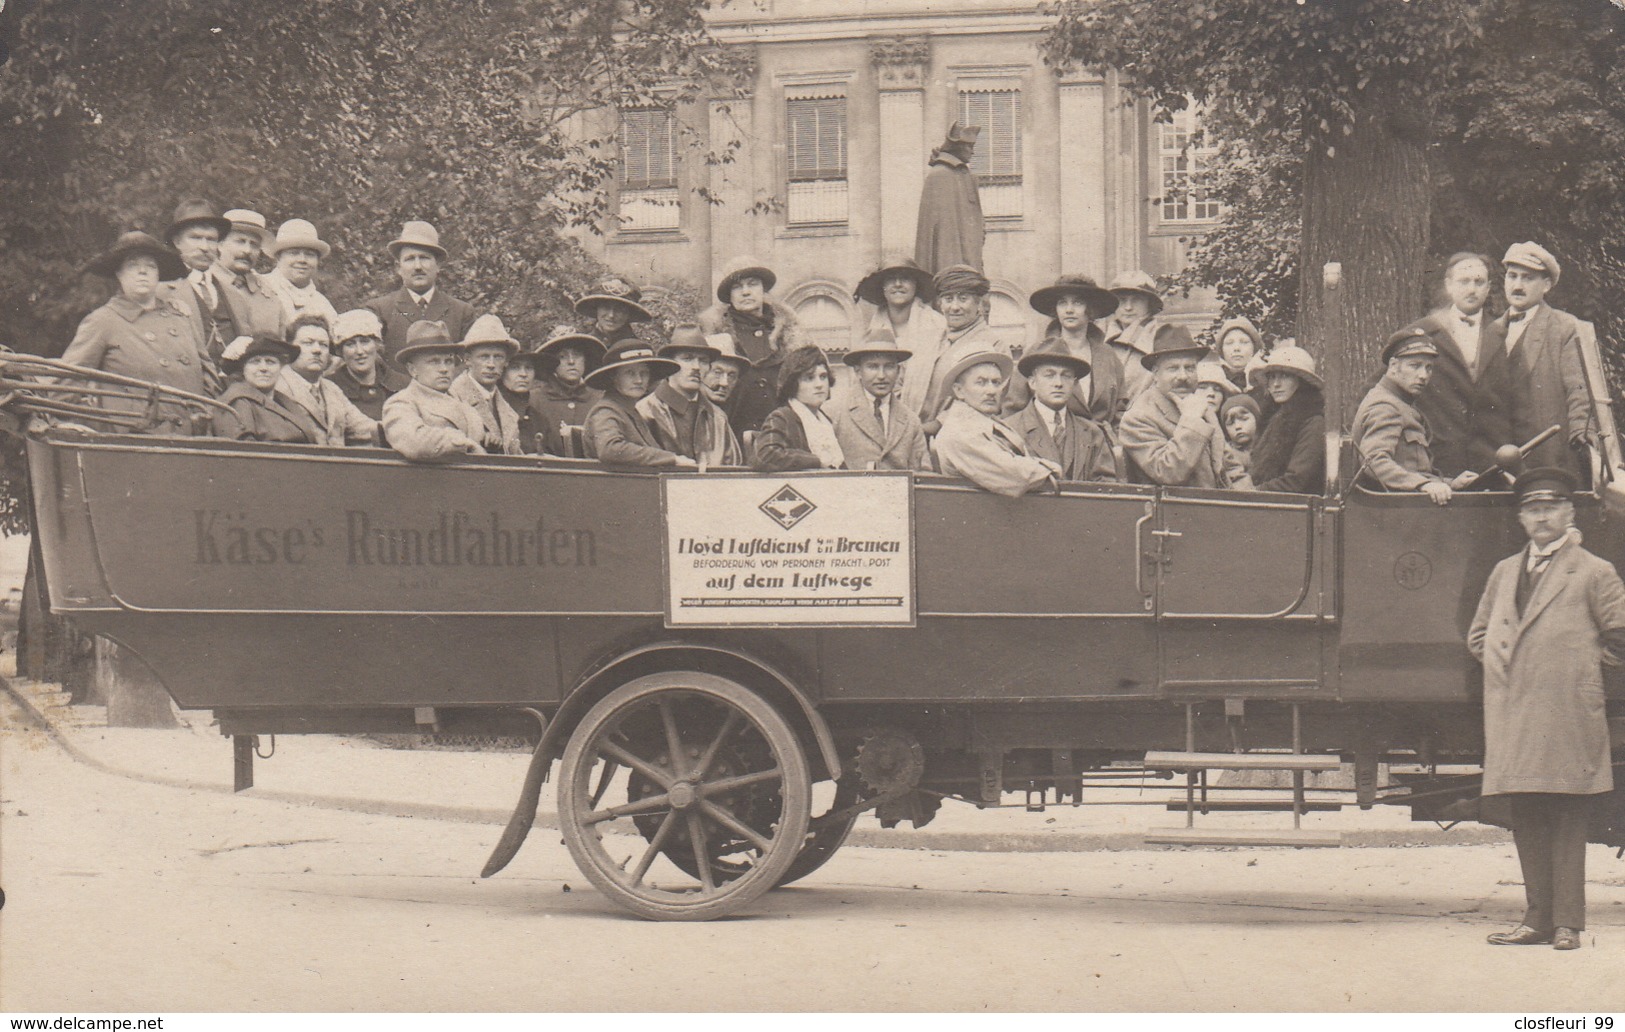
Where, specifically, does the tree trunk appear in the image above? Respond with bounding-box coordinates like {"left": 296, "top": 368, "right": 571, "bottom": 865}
{"left": 1298, "top": 88, "right": 1433, "bottom": 433}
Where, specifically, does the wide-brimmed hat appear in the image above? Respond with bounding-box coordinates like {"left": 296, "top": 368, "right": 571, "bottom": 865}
{"left": 1516, "top": 466, "right": 1579, "bottom": 505}
{"left": 388, "top": 220, "right": 448, "bottom": 260}
{"left": 85, "top": 231, "right": 186, "bottom": 281}
{"left": 332, "top": 309, "right": 384, "bottom": 346}
{"left": 855, "top": 254, "right": 936, "bottom": 307}
{"left": 1196, "top": 360, "right": 1240, "bottom": 396}
{"left": 844, "top": 324, "right": 912, "bottom": 367}
{"left": 1139, "top": 323, "right": 1208, "bottom": 370}
{"left": 269, "top": 218, "right": 331, "bottom": 259}
{"left": 222, "top": 209, "right": 274, "bottom": 249}
{"left": 716, "top": 257, "right": 777, "bottom": 303}
{"left": 1029, "top": 274, "right": 1118, "bottom": 320}
{"left": 1254, "top": 345, "right": 1324, "bottom": 391}
{"left": 1502, "top": 241, "right": 1561, "bottom": 286}
{"left": 459, "top": 314, "right": 521, "bottom": 357}
{"left": 163, "top": 199, "right": 232, "bottom": 244}
{"left": 220, "top": 333, "right": 298, "bottom": 373}
{"left": 943, "top": 350, "right": 1014, "bottom": 393}
{"left": 707, "top": 332, "right": 753, "bottom": 370}
{"left": 1017, "top": 338, "right": 1091, "bottom": 378}
{"left": 661, "top": 324, "right": 722, "bottom": 361}
{"left": 1108, "top": 270, "right": 1164, "bottom": 315}
{"left": 1381, "top": 326, "right": 1439, "bottom": 364}
{"left": 574, "top": 277, "right": 653, "bottom": 322}
{"left": 395, "top": 320, "right": 463, "bottom": 364}
{"left": 584, "top": 340, "right": 680, "bottom": 390}
{"left": 535, "top": 325, "right": 608, "bottom": 365}
{"left": 933, "top": 263, "right": 990, "bottom": 298}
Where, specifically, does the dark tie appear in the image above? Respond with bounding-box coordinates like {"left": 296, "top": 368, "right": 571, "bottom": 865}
{"left": 415, "top": 295, "right": 429, "bottom": 318}
{"left": 874, "top": 396, "right": 885, "bottom": 429}
{"left": 1052, "top": 409, "right": 1066, "bottom": 443}
{"left": 1507, "top": 309, "right": 1528, "bottom": 324}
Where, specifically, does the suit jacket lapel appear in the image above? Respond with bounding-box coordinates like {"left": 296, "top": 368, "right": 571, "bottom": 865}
{"left": 1517, "top": 538, "right": 1578, "bottom": 633}
{"left": 848, "top": 397, "right": 885, "bottom": 447}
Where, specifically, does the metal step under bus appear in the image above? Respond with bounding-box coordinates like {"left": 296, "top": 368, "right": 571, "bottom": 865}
{"left": 1163, "top": 797, "right": 1343, "bottom": 813}
{"left": 1144, "top": 827, "right": 1343, "bottom": 848}
{"left": 1143, "top": 751, "right": 1341, "bottom": 772}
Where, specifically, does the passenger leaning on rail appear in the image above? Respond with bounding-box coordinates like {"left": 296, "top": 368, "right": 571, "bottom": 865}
{"left": 753, "top": 345, "right": 846, "bottom": 472}
{"left": 832, "top": 326, "right": 931, "bottom": 472}
{"left": 381, "top": 320, "right": 487, "bottom": 461}
{"left": 582, "top": 341, "right": 696, "bottom": 468}
{"left": 1004, "top": 341, "right": 1117, "bottom": 483}
{"left": 212, "top": 334, "right": 322, "bottom": 444}
{"left": 1118, "top": 324, "right": 1250, "bottom": 489}
{"left": 1353, "top": 329, "right": 1477, "bottom": 506}
{"left": 278, "top": 314, "right": 382, "bottom": 447}
{"left": 62, "top": 231, "right": 210, "bottom": 436}
{"left": 931, "top": 351, "right": 1061, "bottom": 497}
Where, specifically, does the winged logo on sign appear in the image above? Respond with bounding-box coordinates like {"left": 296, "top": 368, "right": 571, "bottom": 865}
{"left": 759, "top": 484, "right": 816, "bottom": 530}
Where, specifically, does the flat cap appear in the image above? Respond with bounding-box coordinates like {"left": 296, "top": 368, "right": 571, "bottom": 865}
{"left": 1503, "top": 241, "right": 1561, "bottom": 286}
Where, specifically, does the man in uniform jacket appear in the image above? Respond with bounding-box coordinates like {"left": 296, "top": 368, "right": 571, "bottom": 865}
{"left": 1005, "top": 342, "right": 1117, "bottom": 483}
{"left": 699, "top": 257, "right": 803, "bottom": 437}
{"left": 364, "top": 221, "right": 479, "bottom": 366}
{"left": 1401, "top": 252, "right": 1512, "bottom": 476}
{"left": 210, "top": 209, "right": 286, "bottom": 347}
{"left": 913, "top": 122, "right": 984, "bottom": 276}
{"left": 381, "top": 321, "right": 486, "bottom": 462}
{"left": 931, "top": 352, "right": 1060, "bottom": 497}
{"left": 1489, "top": 242, "right": 1593, "bottom": 478}
{"left": 1119, "top": 324, "right": 1249, "bottom": 489}
{"left": 832, "top": 328, "right": 931, "bottom": 472}
{"left": 1353, "top": 329, "right": 1476, "bottom": 505}
{"left": 1469, "top": 467, "right": 1625, "bottom": 951}
{"left": 636, "top": 325, "right": 743, "bottom": 467}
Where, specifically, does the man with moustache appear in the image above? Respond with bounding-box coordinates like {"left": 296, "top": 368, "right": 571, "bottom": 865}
{"left": 700, "top": 333, "right": 751, "bottom": 411}
{"left": 1396, "top": 253, "right": 1512, "bottom": 477}
{"left": 210, "top": 209, "right": 285, "bottom": 344}
{"left": 1491, "top": 242, "right": 1594, "bottom": 477}
{"left": 364, "top": 221, "right": 479, "bottom": 365}
{"left": 1119, "top": 324, "right": 1249, "bottom": 488}
{"left": 931, "top": 352, "right": 1060, "bottom": 497}
{"left": 637, "top": 324, "right": 742, "bottom": 467}
{"left": 277, "top": 314, "right": 380, "bottom": 447}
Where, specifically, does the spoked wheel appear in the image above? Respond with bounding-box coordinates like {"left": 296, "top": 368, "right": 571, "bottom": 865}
{"left": 777, "top": 775, "right": 861, "bottom": 886}
{"left": 556, "top": 672, "right": 811, "bottom": 921}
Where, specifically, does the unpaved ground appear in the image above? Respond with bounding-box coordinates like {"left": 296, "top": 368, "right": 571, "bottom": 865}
{"left": 4, "top": 717, "right": 1623, "bottom": 1013}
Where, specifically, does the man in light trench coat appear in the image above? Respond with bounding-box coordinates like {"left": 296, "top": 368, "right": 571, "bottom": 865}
{"left": 1468, "top": 466, "right": 1625, "bottom": 950}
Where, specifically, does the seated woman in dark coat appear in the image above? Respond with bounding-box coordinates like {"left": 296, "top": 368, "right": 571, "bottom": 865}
{"left": 213, "top": 334, "right": 322, "bottom": 443}
{"left": 1249, "top": 344, "right": 1326, "bottom": 494}
{"left": 582, "top": 340, "right": 695, "bottom": 468}
{"left": 752, "top": 345, "right": 845, "bottom": 472}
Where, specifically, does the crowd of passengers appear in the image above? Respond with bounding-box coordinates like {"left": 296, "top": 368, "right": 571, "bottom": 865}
{"left": 60, "top": 201, "right": 1597, "bottom": 500}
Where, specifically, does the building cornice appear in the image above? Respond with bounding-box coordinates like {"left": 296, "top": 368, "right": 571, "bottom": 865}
{"left": 707, "top": 9, "right": 1055, "bottom": 46}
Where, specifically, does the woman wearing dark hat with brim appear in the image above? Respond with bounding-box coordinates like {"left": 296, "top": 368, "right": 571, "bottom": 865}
{"left": 1006, "top": 273, "right": 1126, "bottom": 427}
{"left": 575, "top": 276, "right": 653, "bottom": 347}
{"left": 582, "top": 340, "right": 694, "bottom": 468}
{"left": 61, "top": 231, "right": 212, "bottom": 436}
{"left": 699, "top": 256, "right": 804, "bottom": 437}
{"left": 752, "top": 345, "right": 846, "bottom": 472}
{"left": 853, "top": 253, "right": 946, "bottom": 424}
{"left": 212, "top": 334, "right": 322, "bottom": 443}
{"left": 1248, "top": 344, "right": 1327, "bottom": 494}
{"left": 530, "top": 326, "right": 607, "bottom": 458}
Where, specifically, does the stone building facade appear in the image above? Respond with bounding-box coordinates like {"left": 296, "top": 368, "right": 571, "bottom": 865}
{"left": 568, "top": 0, "right": 1220, "bottom": 354}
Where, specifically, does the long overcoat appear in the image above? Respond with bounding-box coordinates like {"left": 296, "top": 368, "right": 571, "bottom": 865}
{"left": 1468, "top": 535, "right": 1625, "bottom": 796}
{"left": 913, "top": 151, "right": 984, "bottom": 275}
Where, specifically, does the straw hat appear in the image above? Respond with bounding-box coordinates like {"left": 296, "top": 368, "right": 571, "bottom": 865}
{"left": 1196, "top": 359, "right": 1240, "bottom": 396}
{"left": 222, "top": 209, "right": 274, "bottom": 249}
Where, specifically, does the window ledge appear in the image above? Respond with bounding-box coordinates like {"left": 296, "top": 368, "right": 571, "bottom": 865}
{"left": 609, "top": 230, "right": 691, "bottom": 245}
{"left": 776, "top": 224, "right": 851, "bottom": 240}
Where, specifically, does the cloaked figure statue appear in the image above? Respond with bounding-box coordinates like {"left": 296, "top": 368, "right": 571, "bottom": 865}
{"left": 914, "top": 122, "right": 985, "bottom": 276}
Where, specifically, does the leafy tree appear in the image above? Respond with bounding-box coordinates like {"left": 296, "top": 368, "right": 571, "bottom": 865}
{"left": 1045, "top": 0, "right": 1485, "bottom": 425}
{"left": 0, "top": 0, "right": 744, "bottom": 355}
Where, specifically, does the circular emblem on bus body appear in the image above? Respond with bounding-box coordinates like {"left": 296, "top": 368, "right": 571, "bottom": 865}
{"left": 1394, "top": 551, "right": 1433, "bottom": 590}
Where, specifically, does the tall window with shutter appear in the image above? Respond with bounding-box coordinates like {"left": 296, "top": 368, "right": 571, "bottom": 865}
{"left": 1158, "top": 107, "right": 1222, "bottom": 224}
{"left": 618, "top": 108, "right": 681, "bottom": 232}
{"left": 785, "top": 93, "right": 848, "bottom": 226}
{"left": 958, "top": 87, "right": 1022, "bottom": 219}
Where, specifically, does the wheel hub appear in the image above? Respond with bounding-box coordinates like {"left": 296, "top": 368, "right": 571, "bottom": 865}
{"left": 669, "top": 780, "right": 699, "bottom": 810}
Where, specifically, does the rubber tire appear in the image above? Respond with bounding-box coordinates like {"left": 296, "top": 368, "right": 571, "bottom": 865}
{"left": 557, "top": 671, "right": 811, "bottom": 921}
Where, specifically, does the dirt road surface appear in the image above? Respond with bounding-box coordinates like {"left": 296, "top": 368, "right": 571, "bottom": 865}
{"left": 4, "top": 719, "right": 1622, "bottom": 1013}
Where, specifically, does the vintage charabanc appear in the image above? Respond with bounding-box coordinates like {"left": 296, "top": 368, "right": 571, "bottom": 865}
{"left": 5, "top": 342, "right": 1625, "bottom": 922}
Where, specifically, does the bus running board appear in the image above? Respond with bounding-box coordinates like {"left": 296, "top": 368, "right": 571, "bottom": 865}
{"left": 1163, "top": 798, "right": 1342, "bottom": 812}
{"left": 1143, "top": 751, "right": 1340, "bottom": 772}
{"left": 1144, "top": 827, "right": 1343, "bottom": 848}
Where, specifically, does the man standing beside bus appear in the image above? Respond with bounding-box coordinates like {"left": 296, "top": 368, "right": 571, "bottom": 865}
{"left": 1469, "top": 467, "right": 1625, "bottom": 951}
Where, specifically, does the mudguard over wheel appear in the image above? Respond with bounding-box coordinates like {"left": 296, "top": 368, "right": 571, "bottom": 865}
{"left": 556, "top": 672, "right": 812, "bottom": 921}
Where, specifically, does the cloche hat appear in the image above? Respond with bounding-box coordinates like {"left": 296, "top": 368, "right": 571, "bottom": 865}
{"left": 269, "top": 219, "right": 331, "bottom": 259}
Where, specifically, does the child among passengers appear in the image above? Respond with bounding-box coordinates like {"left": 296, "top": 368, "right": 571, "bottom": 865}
{"left": 752, "top": 345, "right": 846, "bottom": 472}
{"left": 1220, "top": 393, "right": 1261, "bottom": 472}
{"left": 380, "top": 320, "right": 487, "bottom": 462}
{"left": 582, "top": 340, "right": 697, "bottom": 468}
